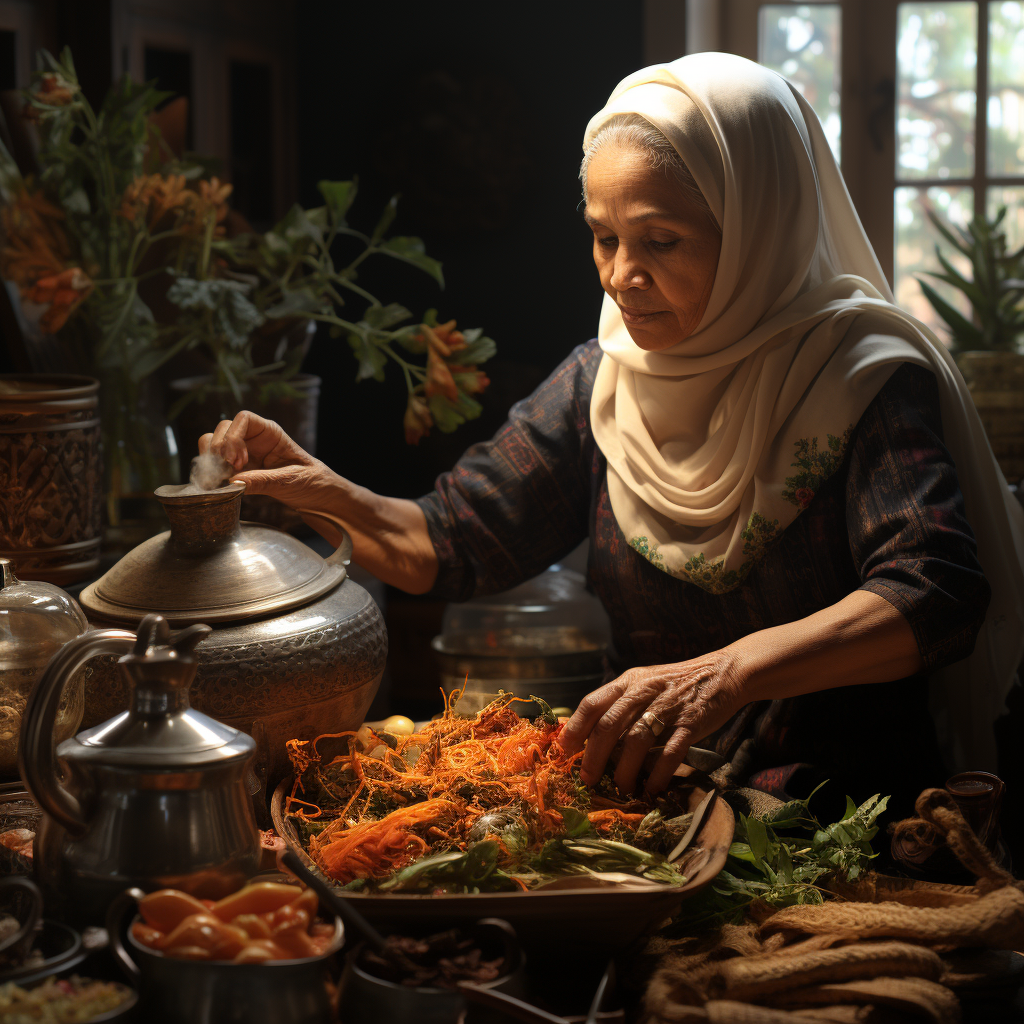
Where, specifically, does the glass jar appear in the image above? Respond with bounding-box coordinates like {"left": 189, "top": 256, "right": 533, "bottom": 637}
{"left": 431, "top": 565, "right": 611, "bottom": 715}
{"left": 0, "top": 558, "right": 89, "bottom": 778}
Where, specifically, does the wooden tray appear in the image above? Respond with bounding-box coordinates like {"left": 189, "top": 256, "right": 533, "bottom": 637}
{"left": 271, "top": 764, "right": 734, "bottom": 951}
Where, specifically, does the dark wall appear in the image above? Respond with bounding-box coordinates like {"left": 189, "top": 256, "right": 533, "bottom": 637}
{"left": 293, "top": 2, "right": 645, "bottom": 498}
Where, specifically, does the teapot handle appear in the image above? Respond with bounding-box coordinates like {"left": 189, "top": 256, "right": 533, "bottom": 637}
{"left": 293, "top": 508, "right": 352, "bottom": 567}
{"left": 19, "top": 629, "right": 136, "bottom": 838}
{"left": 106, "top": 886, "right": 145, "bottom": 984}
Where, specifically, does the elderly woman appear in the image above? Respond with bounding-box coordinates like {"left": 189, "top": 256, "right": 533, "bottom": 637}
{"left": 202, "top": 54, "right": 1024, "bottom": 814}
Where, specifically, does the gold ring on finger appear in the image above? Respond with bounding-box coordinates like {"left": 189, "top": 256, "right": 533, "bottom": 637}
{"left": 640, "top": 711, "right": 665, "bottom": 737}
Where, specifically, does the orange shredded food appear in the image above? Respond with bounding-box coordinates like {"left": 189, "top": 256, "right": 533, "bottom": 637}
{"left": 285, "top": 690, "right": 652, "bottom": 888}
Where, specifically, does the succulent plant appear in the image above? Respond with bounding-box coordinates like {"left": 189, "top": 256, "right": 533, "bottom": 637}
{"left": 917, "top": 205, "right": 1024, "bottom": 353}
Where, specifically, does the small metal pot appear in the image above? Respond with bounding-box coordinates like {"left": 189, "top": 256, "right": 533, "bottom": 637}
{"left": 107, "top": 887, "right": 344, "bottom": 1024}
{"left": 338, "top": 917, "right": 526, "bottom": 1024}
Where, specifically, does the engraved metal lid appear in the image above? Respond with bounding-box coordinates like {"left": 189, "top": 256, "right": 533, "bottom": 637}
{"left": 79, "top": 483, "right": 346, "bottom": 626}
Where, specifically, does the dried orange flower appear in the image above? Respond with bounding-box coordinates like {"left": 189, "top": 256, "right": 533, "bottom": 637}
{"left": 424, "top": 346, "right": 458, "bottom": 402}
{"left": 119, "top": 174, "right": 230, "bottom": 236}
{"left": 0, "top": 187, "right": 70, "bottom": 293}
{"left": 23, "top": 73, "right": 77, "bottom": 120}
{"left": 27, "top": 266, "right": 93, "bottom": 333}
{"left": 403, "top": 393, "right": 433, "bottom": 445}
{"left": 199, "top": 177, "right": 233, "bottom": 223}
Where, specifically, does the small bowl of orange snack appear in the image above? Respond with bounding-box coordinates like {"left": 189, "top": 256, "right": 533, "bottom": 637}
{"left": 107, "top": 881, "right": 343, "bottom": 1024}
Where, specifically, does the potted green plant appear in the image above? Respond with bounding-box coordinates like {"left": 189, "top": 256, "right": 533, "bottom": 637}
{"left": 0, "top": 50, "right": 209, "bottom": 521}
{"left": 0, "top": 47, "right": 496, "bottom": 528}
{"left": 164, "top": 179, "right": 497, "bottom": 462}
{"left": 917, "top": 204, "right": 1024, "bottom": 482}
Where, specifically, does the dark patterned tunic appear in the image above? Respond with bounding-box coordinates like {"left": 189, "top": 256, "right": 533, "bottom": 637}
{"left": 417, "top": 341, "right": 990, "bottom": 816}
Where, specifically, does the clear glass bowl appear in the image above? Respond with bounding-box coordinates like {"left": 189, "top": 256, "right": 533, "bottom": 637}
{"left": 0, "top": 559, "right": 89, "bottom": 777}
{"left": 432, "top": 566, "right": 611, "bottom": 712}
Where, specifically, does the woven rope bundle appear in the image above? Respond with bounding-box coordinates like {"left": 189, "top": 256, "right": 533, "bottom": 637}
{"left": 643, "top": 789, "right": 1022, "bottom": 1024}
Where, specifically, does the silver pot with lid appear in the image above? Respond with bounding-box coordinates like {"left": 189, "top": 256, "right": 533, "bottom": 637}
{"left": 21, "top": 614, "right": 261, "bottom": 923}
{"left": 76, "top": 482, "right": 387, "bottom": 790}
{"left": 432, "top": 565, "right": 610, "bottom": 716}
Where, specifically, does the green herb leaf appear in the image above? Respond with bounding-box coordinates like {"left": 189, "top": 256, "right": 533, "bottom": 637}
{"left": 318, "top": 179, "right": 357, "bottom": 220}
{"left": 427, "top": 391, "right": 483, "bottom": 432}
{"left": 363, "top": 302, "right": 412, "bottom": 330}
{"left": 455, "top": 333, "right": 497, "bottom": 366}
{"left": 378, "top": 236, "right": 445, "bottom": 287}
{"left": 555, "top": 806, "right": 593, "bottom": 838}
{"left": 745, "top": 814, "right": 769, "bottom": 864}
{"left": 347, "top": 330, "right": 387, "bottom": 382}
{"left": 370, "top": 195, "right": 399, "bottom": 245}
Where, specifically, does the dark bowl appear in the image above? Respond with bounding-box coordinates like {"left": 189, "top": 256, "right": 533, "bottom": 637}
{"left": 0, "top": 919, "right": 85, "bottom": 986}
{"left": 0, "top": 937, "right": 137, "bottom": 1022}
{"left": 339, "top": 917, "right": 527, "bottom": 1024}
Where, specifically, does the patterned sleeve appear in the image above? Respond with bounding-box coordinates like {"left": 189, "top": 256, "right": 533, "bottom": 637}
{"left": 416, "top": 342, "right": 600, "bottom": 601}
{"left": 848, "top": 362, "right": 991, "bottom": 670}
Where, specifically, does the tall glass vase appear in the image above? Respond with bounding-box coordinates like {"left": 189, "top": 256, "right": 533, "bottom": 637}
{"left": 98, "top": 365, "right": 179, "bottom": 527}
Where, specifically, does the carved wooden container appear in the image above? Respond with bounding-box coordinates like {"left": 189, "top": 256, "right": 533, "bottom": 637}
{"left": 0, "top": 375, "right": 103, "bottom": 585}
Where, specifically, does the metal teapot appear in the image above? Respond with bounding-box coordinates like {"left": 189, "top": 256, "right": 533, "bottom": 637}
{"left": 20, "top": 613, "right": 260, "bottom": 923}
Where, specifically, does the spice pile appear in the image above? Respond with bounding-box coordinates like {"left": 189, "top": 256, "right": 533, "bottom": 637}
{"left": 0, "top": 975, "right": 133, "bottom": 1022}
{"left": 360, "top": 929, "right": 505, "bottom": 989}
{"left": 285, "top": 691, "right": 695, "bottom": 892}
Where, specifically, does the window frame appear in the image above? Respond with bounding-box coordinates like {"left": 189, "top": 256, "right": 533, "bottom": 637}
{"left": 893, "top": 1, "right": 1024, "bottom": 225}
{"left": 648, "top": 0, "right": 1024, "bottom": 287}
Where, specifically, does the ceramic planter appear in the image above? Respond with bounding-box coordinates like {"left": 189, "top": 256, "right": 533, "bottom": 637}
{"left": 957, "top": 351, "right": 1024, "bottom": 484}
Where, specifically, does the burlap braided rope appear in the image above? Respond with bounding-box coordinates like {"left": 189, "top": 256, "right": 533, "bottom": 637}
{"left": 642, "top": 787, "right": 1023, "bottom": 1024}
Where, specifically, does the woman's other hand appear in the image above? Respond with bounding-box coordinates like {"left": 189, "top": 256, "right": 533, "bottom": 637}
{"left": 558, "top": 652, "right": 746, "bottom": 795}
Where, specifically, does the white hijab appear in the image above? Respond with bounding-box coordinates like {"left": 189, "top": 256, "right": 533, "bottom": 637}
{"left": 587, "top": 53, "right": 1024, "bottom": 772}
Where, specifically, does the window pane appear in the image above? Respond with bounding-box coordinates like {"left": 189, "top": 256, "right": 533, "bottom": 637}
{"left": 988, "top": 2, "right": 1024, "bottom": 175}
{"left": 987, "top": 185, "right": 1024, "bottom": 249}
{"left": 895, "top": 185, "right": 974, "bottom": 342}
{"left": 897, "top": 3, "right": 977, "bottom": 179}
{"left": 758, "top": 4, "right": 842, "bottom": 162}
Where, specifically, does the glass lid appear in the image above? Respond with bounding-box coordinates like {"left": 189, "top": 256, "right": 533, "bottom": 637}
{"left": 0, "top": 559, "right": 89, "bottom": 669}
{"left": 79, "top": 483, "right": 347, "bottom": 626}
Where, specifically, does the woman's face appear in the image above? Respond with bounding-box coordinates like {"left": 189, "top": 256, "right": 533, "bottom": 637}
{"left": 584, "top": 143, "right": 721, "bottom": 351}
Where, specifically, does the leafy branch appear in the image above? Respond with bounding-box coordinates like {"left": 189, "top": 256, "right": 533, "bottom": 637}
{"left": 671, "top": 788, "right": 890, "bottom": 931}
{"left": 168, "top": 178, "right": 496, "bottom": 442}
{"left": 917, "top": 203, "right": 1024, "bottom": 353}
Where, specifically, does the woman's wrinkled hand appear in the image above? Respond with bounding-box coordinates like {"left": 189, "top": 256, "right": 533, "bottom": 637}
{"left": 557, "top": 650, "right": 747, "bottom": 795}
{"left": 198, "top": 411, "right": 343, "bottom": 539}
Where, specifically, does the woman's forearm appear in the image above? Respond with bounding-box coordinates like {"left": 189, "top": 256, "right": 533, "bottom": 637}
{"left": 298, "top": 469, "right": 439, "bottom": 594}
{"left": 561, "top": 587, "right": 924, "bottom": 792}
{"left": 728, "top": 588, "right": 924, "bottom": 701}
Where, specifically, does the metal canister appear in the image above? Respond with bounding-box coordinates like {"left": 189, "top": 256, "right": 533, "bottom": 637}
{"left": 432, "top": 566, "right": 610, "bottom": 715}
{"left": 0, "top": 375, "right": 103, "bottom": 585}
